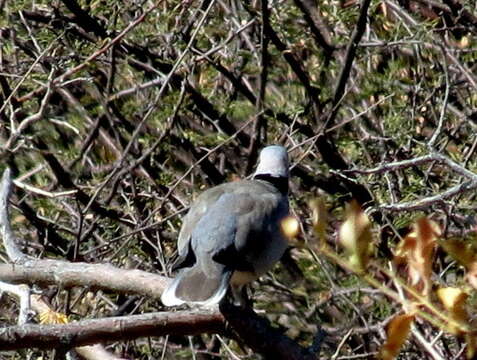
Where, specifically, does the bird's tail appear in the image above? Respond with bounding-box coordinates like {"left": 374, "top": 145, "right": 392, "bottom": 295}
{"left": 161, "top": 266, "right": 231, "bottom": 307}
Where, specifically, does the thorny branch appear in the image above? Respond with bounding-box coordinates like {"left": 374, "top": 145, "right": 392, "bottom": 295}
{"left": 346, "top": 152, "right": 477, "bottom": 182}
{"left": 345, "top": 152, "right": 477, "bottom": 212}
{"left": 2, "top": 0, "right": 477, "bottom": 358}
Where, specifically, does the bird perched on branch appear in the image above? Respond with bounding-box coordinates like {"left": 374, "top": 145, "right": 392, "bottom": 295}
{"left": 161, "top": 145, "right": 290, "bottom": 307}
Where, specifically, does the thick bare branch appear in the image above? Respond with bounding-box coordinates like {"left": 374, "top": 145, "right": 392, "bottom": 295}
{"left": 0, "top": 260, "right": 169, "bottom": 298}
{"left": 0, "top": 309, "right": 225, "bottom": 350}
{"left": 29, "top": 295, "right": 124, "bottom": 359}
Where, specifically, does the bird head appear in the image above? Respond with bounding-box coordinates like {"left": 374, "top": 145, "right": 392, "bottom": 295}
{"left": 253, "top": 145, "right": 289, "bottom": 179}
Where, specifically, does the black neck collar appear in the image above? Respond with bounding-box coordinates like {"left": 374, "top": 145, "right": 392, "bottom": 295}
{"left": 253, "top": 174, "right": 289, "bottom": 194}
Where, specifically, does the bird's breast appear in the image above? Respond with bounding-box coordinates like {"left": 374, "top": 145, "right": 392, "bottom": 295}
{"left": 230, "top": 270, "right": 258, "bottom": 286}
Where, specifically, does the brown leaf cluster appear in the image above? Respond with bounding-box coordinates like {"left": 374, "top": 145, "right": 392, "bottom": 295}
{"left": 394, "top": 217, "right": 441, "bottom": 296}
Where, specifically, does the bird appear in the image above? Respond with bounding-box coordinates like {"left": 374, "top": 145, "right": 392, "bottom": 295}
{"left": 161, "top": 145, "right": 290, "bottom": 307}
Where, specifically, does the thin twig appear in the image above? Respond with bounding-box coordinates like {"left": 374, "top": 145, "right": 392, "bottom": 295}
{"left": 428, "top": 46, "right": 450, "bottom": 148}
{"left": 411, "top": 327, "right": 446, "bottom": 360}
{"left": 56, "top": 4, "right": 159, "bottom": 85}
{"left": 0, "top": 36, "right": 60, "bottom": 117}
{"left": 326, "top": 0, "right": 372, "bottom": 127}
{"left": 13, "top": 180, "right": 77, "bottom": 198}
{"left": 346, "top": 152, "right": 477, "bottom": 182}
{"left": 346, "top": 152, "right": 477, "bottom": 211}
{"left": 3, "top": 69, "right": 55, "bottom": 151}
{"left": 380, "top": 181, "right": 477, "bottom": 212}
{"left": 83, "top": 0, "right": 218, "bottom": 216}
{"left": 154, "top": 116, "right": 257, "bottom": 216}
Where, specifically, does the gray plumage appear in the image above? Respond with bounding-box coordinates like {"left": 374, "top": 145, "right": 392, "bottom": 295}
{"left": 161, "top": 145, "right": 290, "bottom": 307}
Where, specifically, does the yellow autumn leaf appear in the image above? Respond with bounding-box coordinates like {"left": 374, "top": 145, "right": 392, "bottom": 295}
{"left": 280, "top": 215, "right": 301, "bottom": 243}
{"left": 339, "top": 200, "right": 373, "bottom": 272}
{"left": 436, "top": 287, "right": 468, "bottom": 335}
{"left": 39, "top": 309, "right": 69, "bottom": 325}
{"left": 379, "top": 313, "right": 415, "bottom": 360}
{"left": 459, "top": 36, "right": 470, "bottom": 49}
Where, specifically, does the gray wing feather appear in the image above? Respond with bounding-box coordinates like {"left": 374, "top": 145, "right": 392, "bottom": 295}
{"left": 166, "top": 179, "right": 288, "bottom": 305}
{"left": 189, "top": 180, "right": 288, "bottom": 273}
{"left": 177, "top": 183, "right": 232, "bottom": 257}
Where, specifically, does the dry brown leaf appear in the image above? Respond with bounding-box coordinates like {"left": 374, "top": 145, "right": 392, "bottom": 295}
{"left": 339, "top": 200, "right": 373, "bottom": 272}
{"left": 465, "top": 332, "right": 477, "bottom": 359}
{"left": 309, "top": 197, "right": 328, "bottom": 245}
{"left": 440, "top": 238, "right": 476, "bottom": 267}
{"left": 466, "top": 262, "right": 477, "bottom": 290}
{"left": 436, "top": 287, "right": 468, "bottom": 335}
{"left": 440, "top": 238, "right": 477, "bottom": 290}
{"left": 379, "top": 313, "right": 415, "bottom": 360}
{"left": 394, "top": 217, "right": 440, "bottom": 296}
